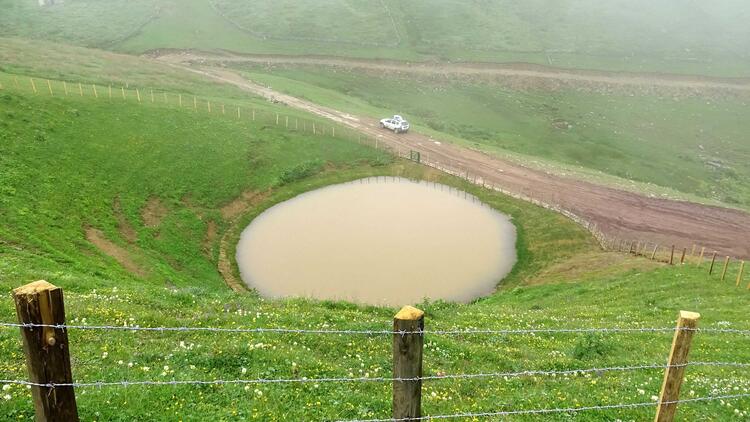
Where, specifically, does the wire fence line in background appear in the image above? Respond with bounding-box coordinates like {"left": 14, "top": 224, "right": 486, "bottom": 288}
{"left": 335, "top": 392, "right": 750, "bottom": 422}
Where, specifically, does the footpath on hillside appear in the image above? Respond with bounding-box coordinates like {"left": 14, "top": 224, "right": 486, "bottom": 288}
{"left": 151, "top": 50, "right": 750, "bottom": 94}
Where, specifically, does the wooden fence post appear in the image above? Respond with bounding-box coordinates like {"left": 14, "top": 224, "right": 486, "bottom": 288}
{"left": 78, "top": 83, "right": 83, "bottom": 97}
{"left": 46, "top": 80, "right": 53, "bottom": 96}
{"left": 121, "top": 87, "right": 126, "bottom": 99}
{"left": 237, "top": 106, "right": 241, "bottom": 119}
{"left": 737, "top": 261, "right": 745, "bottom": 288}
{"left": 30, "top": 78, "right": 37, "bottom": 94}
{"left": 654, "top": 310, "right": 700, "bottom": 422}
{"left": 720, "top": 256, "right": 730, "bottom": 281}
{"left": 708, "top": 252, "right": 717, "bottom": 275}
{"left": 92, "top": 85, "right": 98, "bottom": 99}
{"left": 697, "top": 247, "right": 705, "bottom": 266}
{"left": 13, "top": 280, "right": 79, "bottom": 422}
{"left": 651, "top": 244, "right": 659, "bottom": 260}
{"left": 207, "top": 101, "right": 212, "bottom": 113}
{"left": 222, "top": 104, "right": 225, "bottom": 115}
{"left": 680, "top": 248, "right": 686, "bottom": 265}
{"left": 193, "top": 96, "right": 197, "bottom": 111}
{"left": 64, "top": 81, "right": 69, "bottom": 96}
{"left": 393, "top": 306, "right": 424, "bottom": 421}
{"left": 179, "top": 94, "right": 183, "bottom": 108}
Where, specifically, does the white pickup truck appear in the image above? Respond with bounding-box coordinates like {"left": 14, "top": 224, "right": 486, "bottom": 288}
{"left": 379, "top": 115, "right": 410, "bottom": 134}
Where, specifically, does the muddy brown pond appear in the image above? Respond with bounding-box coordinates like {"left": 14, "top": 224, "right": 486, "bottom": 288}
{"left": 236, "top": 177, "right": 517, "bottom": 306}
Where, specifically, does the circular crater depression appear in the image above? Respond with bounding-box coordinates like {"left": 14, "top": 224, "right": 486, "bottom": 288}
{"left": 236, "top": 177, "right": 517, "bottom": 306}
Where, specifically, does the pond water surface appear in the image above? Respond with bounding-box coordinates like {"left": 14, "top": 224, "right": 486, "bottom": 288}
{"left": 236, "top": 177, "right": 517, "bottom": 306}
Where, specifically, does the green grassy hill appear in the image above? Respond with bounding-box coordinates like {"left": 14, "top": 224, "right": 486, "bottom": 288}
{"left": 234, "top": 64, "right": 750, "bottom": 208}
{"left": 1, "top": 40, "right": 750, "bottom": 421}
{"left": 1, "top": 0, "right": 749, "bottom": 76}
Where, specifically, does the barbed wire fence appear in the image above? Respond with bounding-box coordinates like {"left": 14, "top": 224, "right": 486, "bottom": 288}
{"left": 3, "top": 282, "right": 750, "bottom": 421}
{"left": 1, "top": 73, "right": 746, "bottom": 290}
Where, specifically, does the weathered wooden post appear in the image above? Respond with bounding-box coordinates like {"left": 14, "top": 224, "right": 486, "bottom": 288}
{"left": 46, "top": 80, "right": 53, "bottom": 96}
{"left": 91, "top": 85, "right": 98, "bottom": 99}
{"left": 179, "top": 94, "right": 183, "bottom": 108}
{"left": 207, "top": 101, "right": 212, "bottom": 113}
{"left": 737, "top": 261, "right": 746, "bottom": 288}
{"left": 393, "top": 306, "right": 424, "bottom": 421}
{"left": 680, "top": 248, "right": 686, "bottom": 265}
{"left": 697, "top": 247, "right": 705, "bottom": 266}
{"left": 13, "top": 281, "right": 79, "bottom": 422}
{"left": 78, "top": 83, "right": 83, "bottom": 97}
{"left": 121, "top": 86, "right": 126, "bottom": 99}
{"left": 654, "top": 311, "right": 700, "bottom": 422}
{"left": 63, "top": 81, "right": 69, "bottom": 96}
{"left": 720, "top": 256, "right": 730, "bottom": 281}
{"left": 651, "top": 244, "right": 659, "bottom": 260}
{"left": 708, "top": 252, "right": 717, "bottom": 275}
{"left": 30, "top": 78, "right": 38, "bottom": 94}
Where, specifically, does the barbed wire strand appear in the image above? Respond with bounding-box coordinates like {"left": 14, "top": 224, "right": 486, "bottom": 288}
{"left": 335, "top": 392, "right": 750, "bottom": 422}
{"left": 0, "top": 363, "right": 672, "bottom": 388}
{"left": 2, "top": 361, "right": 748, "bottom": 389}
{"left": 0, "top": 322, "right": 689, "bottom": 335}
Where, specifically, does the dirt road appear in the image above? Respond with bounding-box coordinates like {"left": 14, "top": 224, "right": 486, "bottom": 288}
{"left": 153, "top": 50, "right": 750, "bottom": 95}
{"left": 170, "top": 63, "right": 750, "bottom": 259}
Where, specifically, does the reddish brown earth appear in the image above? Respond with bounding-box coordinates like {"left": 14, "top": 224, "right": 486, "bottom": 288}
{"left": 163, "top": 61, "right": 750, "bottom": 259}
{"left": 85, "top": 228, "right": 148, "bottom": 277}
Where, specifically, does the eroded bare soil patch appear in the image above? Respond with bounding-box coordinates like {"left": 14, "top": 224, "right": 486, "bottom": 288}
{"left": 113, "top": 197, "right": 137, "bottom": 243}
{"left": 142, "top": 197, "right": 169, "bottom": 228}
{"left": 85, "top": 227, "right": 148, "bottom": 277}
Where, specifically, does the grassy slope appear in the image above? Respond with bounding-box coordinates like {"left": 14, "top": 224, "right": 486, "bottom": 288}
{"left": 235, "top": 65, "right": 750, "bottom": 208}
{"left": 2, "top": 0, "right": 749, "bottom": 76}
{"left": 1, "top": 42, "right": 750, "bottom": 420}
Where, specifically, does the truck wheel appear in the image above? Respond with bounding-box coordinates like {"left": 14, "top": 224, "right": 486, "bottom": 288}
{"left": 394, "top": 128, "right": 400, "bottom": 134}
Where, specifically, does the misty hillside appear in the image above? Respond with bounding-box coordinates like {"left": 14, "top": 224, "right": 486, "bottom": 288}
{"left": 1, "top": 0, "right": 749, "bottom": 75}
